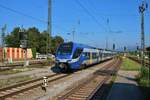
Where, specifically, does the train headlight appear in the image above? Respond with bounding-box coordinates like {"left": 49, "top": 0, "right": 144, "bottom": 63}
{"left": 67, "top": 60, "right": 72, "bottom": 63}
{"left": 55, "top": 59, "right": 59, "bottom": 63}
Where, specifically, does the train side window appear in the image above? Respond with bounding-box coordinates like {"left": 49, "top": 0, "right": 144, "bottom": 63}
{"left": 73, "top": 48, "right": 83, "bottom": 59}
{"left": 92, "top": 53, "right": 97, "bottom": 59}
{"left": 92, "top": 53, "right": 94, "bottom": 59}
{"left": 96, "top": 53, "right": 99, "bottom": 58}
{"left": 99, "top": 52, "right": 102, "bottom": 58}
{"left": 95, "top": 53, "right": 97, "bottom": 58}
{"left": 84, "top": 52, "right": 90, "bottom": 59}
{"left": 86, "top": 52, "right": 90, "bottom": 59}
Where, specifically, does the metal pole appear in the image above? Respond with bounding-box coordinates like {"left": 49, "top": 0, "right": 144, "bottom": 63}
{"left": 139, "top": 1, "right": 147, "bottom": 71}
{"left": 48, "top": 0, "right": 51, "bottom": 36}
{"left": 72, "top": 28, "right": 75, "bottom": 42}
{"left": 1, "top": 25, "right": 6, "bottom": 64}
{"left": 47, "top": 0, "right": 51, "bottom": 54}
{"left": 106, "top": 37, "right": 108, "bottom": 50}
{"left": 141, "top": 10, "right": 145, "bottom": 68}
{"left": 113, "top": 43, "right": 115, "bottom": 50}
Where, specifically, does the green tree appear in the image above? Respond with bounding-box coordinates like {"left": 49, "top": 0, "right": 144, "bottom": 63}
{"left": 5, "top": 27, "right": 21, "bottom": 47}
{"left": 50, "top": 36, "right": 64, "bottom": 54}
{"left": 5, "top": 27, "right": 64, "bottom": 55}
{"left": 39, "top": 31, "right": 51, "bottom": 54}
{"left": 27, "top": 27, "right": 40, "bottom": 50}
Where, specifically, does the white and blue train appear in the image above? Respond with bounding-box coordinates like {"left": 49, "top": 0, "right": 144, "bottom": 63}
{"left": 55, "top": 42, "right": 116, "bottom": 72}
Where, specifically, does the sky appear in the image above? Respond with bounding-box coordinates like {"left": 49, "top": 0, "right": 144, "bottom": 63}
{"left": 0, "top": 0, "right": 150, "bottom": 50}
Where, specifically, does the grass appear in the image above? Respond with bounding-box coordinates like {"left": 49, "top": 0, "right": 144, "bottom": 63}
{"left": 121, "top": 58, "right": 141, "bottom": 71}
{"left": 0, "top": 68, "right": 33, "bottom": 75}
{"left": 0, "top": 70, "right": 23, "bottom": 75}
{"left": 0, "top": 76, "right": 32, "bottom": 88}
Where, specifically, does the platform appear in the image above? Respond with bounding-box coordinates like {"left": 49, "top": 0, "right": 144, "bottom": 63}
{"left": 106, "top": 70, "right": 144, "bottom": 100}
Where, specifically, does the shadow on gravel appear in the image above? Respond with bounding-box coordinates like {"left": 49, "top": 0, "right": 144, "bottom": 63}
{"left": 117, "top": 74, "right": 136, "bottom": 81}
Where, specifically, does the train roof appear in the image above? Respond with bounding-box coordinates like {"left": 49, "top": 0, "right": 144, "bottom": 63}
{"left": 65, "top": 42, "right": 98, "bottom": 49}
{"left": 63, "top": 42, "right": 118, "bottom": 53}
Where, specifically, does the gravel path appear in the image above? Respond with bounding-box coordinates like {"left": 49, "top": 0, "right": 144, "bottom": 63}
{"left": 106, "top": 70, "right": 144, "bottom": 100}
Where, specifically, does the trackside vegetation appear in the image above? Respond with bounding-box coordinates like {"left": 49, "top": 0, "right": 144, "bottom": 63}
{"left": 121, "top": 58, "right": 141, "bottom": 71}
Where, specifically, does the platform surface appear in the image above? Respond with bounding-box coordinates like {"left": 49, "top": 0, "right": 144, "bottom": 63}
{"left": 107, "top": 70, "right": 144, "bottom": 100}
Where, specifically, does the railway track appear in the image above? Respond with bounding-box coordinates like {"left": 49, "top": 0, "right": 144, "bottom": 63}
{"left": 128, "top": 56, "right": 150, "bottom": 67}
{"left": 0, "top": 73, "right": 70, "bottom": 100}
{"left": 0, "top": 58, "right": 117, "bottom": 100}
{"left": 57, "top": 58, "right": 121, "bottom": 100}
{"left": 0, "top": 60, "right": 54, "bottom": 71}
{"left": 0, "top": 59, "right": 53, "bottom": 67}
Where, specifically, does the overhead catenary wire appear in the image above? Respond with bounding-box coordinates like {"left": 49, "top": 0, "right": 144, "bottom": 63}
{"left": 0, "top": 3, "right": 70, "bottom": 33}
{"left": 85, "top": 0, "right": 107, "bottom": 23}
{"left": 0, "top": 3, "right": 47, "bottom": 23}
{"left": 85, "top": 0, "right": 112, "bottom": 33}
{"left": 74, "top": 0, "right": 107, "bottom": 31}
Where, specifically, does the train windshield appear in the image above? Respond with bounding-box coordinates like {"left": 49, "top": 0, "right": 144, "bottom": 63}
{"left": 72, "top": 48, "right": 83, "bottom": 59}
{"left": 57, "top": 43, "right": 73, "bottom": 55}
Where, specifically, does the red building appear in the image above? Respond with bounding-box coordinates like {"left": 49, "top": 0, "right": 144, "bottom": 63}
{"left": 0, "top": 47, "right": 33, "bottom": 62}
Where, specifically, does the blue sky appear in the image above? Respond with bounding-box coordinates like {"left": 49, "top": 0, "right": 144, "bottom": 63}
{"left": 0, "top": 0, "right": 150, "bottom": 50}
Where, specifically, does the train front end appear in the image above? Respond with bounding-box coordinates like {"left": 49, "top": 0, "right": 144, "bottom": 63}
{"left": 55, "top": 42, "right": 74, "bottom": 72}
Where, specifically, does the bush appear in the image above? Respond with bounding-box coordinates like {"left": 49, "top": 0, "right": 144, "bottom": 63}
{"left": 140, "top": 67, "right": 149, "bottom": 79}
{"left": 136, "top": 66, "right": 149, "bottom": 87}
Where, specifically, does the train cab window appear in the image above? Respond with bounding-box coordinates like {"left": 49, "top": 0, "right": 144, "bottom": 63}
{"left": 73, "top": 48, "right": 83, "bottom": 59}
{"left": 57, "top": 42, "right": 73, "bottom": 55}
